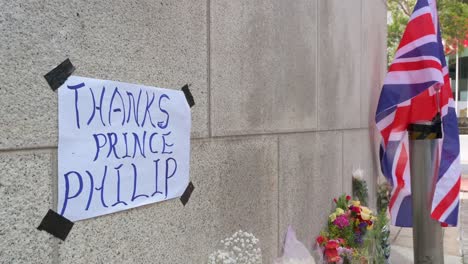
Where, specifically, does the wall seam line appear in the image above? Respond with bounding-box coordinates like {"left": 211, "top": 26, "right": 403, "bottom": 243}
{"left": 0, "top": 146, "right": 57, "bottom": 154}
{"left": 51, "top": 150, "right": 60, "bottom": 264}
{"left": 277, "top": 135, "right": 281, "bottom": 256}
{"left": 207, "top": 0, "right": 212, "bottom": 138}
{"left": 342, "top": 131, "right": 345, "bottom": 193}
{"left": 0, "top": 128, "right": 373, "bottom": 153}
{"left": 208, "top": 127, "right": 369, "bottom": 139}
{"left": 360, "top": 0, "right": 363, "bottom": 128}
{"left": 316, "top": 0, "right": 320, "bottom": 130}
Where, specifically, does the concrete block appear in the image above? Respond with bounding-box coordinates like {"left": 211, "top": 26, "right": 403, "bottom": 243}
{"left": 279, "top": 131, "right": 342, "bottom": 250}
{"left": 444, "top": 227, "right": 461, "bottom": 256}
{"left": 59, "top": 137, "right": 278, "bottom": 263}
{"left": 361, "top": 0, "right": 387, "bottom": 128}
{"left": 0, "top": 150, "right": 55, "bottom": 263}
{"left": 390, "top": 245, "right": 462, "bottom": 263}
{"left": 0, "top": 0, "right": 208, "bottom": 150}
{"left": 343, "top": 129, "right": 377, "bottom": 208}
{"left": 390, "top": 226, "right": 461, "bottom": 258}
{"left": 318, "top": 0, "right": 362, "bottom": 130}
{"left": 211, "top": 0, "right": 317, "bottom": 136}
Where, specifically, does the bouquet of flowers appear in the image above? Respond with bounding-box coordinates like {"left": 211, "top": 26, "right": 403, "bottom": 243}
{"left": 315, "top": 195, "right": 376, "bottom": 264}
{"left": 352, "top": 169, "right": 368, "bottom": 206}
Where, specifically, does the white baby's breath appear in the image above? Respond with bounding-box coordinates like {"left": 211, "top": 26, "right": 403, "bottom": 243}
{"left": 352, "top": 168, "right": 364, "bottom": 180}
{"left": 208, "top": 230, "right": 262, "bottom": 264}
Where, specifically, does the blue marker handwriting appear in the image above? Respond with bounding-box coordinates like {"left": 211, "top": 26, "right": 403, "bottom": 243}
{"left": 59, "top": 80, "right": 184, "bottom": 217}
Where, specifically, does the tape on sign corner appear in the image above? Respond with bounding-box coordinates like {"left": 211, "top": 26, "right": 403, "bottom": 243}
{"left": 181, "top": 84, "right": 195, "bottom": 108}
{"left": 180, "top": 181, "right": 195, "bottom": 206}
{"left": 44, "top": 59, "right": 76, "bottom": 91}
{"left": 37, "top": 209, "right": 74, "bottom": 241}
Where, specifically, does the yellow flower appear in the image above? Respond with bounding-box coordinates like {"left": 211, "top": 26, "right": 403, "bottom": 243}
{"left": 329, "top": 213, "right": 337, "bottom": 222}
{"left": 335, "top": 208, "right": 345, "bottom": 216}
{"left": 367, "top": 223, "right": 373, "bottom": 230}
{"left": 361, "top": 213, "right": 371, "bottom": 221}
{"left": 351, "top": 200, "right": 360, "bottom": 207}
{"left": 360, "top": 206, "right": 373, "bottom": 221}
{"left": 361, "top": 206, "right": 371, "bottom": 214}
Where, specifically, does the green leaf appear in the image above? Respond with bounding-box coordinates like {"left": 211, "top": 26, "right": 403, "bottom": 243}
{"left": 387, "top": 0, "right": 468, "bottom": 64}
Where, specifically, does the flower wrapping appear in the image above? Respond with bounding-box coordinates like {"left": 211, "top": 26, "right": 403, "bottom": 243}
{"left": 274, "top": 226, "right": 316, "bottom": 264}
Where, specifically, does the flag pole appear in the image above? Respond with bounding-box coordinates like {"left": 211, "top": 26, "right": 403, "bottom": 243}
{"left": 408, "top": 114, "right": 444, "bottom": 264}
{"left": 455, "top": 42, "right": 461, "bottom": 117}
{"left": 453, "top": 76, "right": 458, "bottom": 116}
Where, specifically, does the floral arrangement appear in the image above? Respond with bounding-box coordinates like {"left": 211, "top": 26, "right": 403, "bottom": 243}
{"left": 352, "top": 169, "right": 368, "bottom": 206}
{"left": 366, "top": 210, "right": 390, "bottom": 263}
{"left": 376, "top": 182, "right": 392, "bottom": 263}
{"left": 316, "top": 195, "right": 376, "bottom": 263}
{"left": 377, "top": 182, "right": 391, "bottom": 213}
{"left": 208, "top": 230, "right": 262, "bottom": 264}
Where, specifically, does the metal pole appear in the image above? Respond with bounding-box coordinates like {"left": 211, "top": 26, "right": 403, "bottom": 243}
{"left": 409, "top": 124, "right": 444, "bottom": 264}
{"left": 453, "top": 77, "right": 458, "bottom": 117}
{"left": 455, "top": 46, "right": 461, "bottom": 117}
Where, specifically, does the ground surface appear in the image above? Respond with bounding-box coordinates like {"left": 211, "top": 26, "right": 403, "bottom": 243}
{"left": 389, "top": 189, "right": 468, "bottom": 263}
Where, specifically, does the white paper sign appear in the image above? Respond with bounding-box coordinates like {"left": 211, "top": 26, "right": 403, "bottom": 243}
{"left": 57, "top": 76, "right": 191, "bottom": 221}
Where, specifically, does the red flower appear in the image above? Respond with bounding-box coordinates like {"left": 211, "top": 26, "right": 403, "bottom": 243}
{"left": 356, "top": 214, "right": 364, "bottom": 222}
{"left": 351, "top": 206, "right": 361, "bottom": 213}
{"left": 333, "top": 198, "right": 337, "bottom": 203}
{"left": 316, "top": 235, "right": 327, "bottom": 245}
{"left": 325, "top": 240, "right": 339, "bottom": 249}
{"left": 346, "top": 195, "right": 351, "bottom": 201}
{"left": 325, "top": 248, "right": 341, "bottom": 263}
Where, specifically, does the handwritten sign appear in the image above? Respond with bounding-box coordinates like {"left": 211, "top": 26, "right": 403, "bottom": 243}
{"left": 57, "top": 76, "right": 191, "bottom": 221}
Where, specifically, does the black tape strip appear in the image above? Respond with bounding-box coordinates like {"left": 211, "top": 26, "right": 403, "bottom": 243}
{"left": 37, "top": 209, "right": 74, "bottom": 241}
{"left": 408, "top": 112, "right": 442, "bottom": 140}
{"left": 180, "top": 181, "right": 195, "bottom": 206}
{"left": 181, "top": 84, "right": 195, "bottom": 108}
{"left": 408, "top": 122, "right": 442, "bottom": 140}
{"left": 44, "top": 59, "right": 75, "bottom": 91}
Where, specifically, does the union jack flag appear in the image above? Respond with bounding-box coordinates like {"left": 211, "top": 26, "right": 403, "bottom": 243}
{"left": 376, "top": 0, "right": 461, "bottom": 226}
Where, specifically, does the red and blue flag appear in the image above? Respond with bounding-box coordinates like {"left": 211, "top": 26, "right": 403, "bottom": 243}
{"left": 376, "top": 0, "right": 461, "bottom": 227}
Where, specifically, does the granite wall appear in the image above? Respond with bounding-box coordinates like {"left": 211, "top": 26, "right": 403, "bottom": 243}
{"left": 0, "top": 0, "right": 387, "bottom": 263}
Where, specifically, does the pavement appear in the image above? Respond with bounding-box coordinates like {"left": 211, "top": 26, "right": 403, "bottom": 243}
{"left": 460, "top": 191, "right": 468, "bottom": 264}
{"left": 388, "top": 136, "right": 468, "bottom": 263}
{"left": 389, "top": 180, "right": 468, "bottom": 264}
{"left": 389, "top": 214, "right": 462, "bottom": 263}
